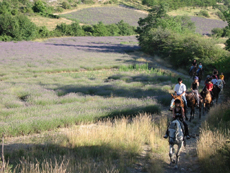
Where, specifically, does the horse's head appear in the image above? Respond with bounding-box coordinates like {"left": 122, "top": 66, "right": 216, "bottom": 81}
{"left": 168, "top": 120, "right": 183, "bottom": 144}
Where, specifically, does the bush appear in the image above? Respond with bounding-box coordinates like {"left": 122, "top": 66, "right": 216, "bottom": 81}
{"left": 211, "top": 27, "right": 224, "bottom": 37}
{"left": 216, "top": 11, "right": 225, "bottom": 21}
{"left": 62, "top": 1, "right": 71, "bottom": 9}
{"left": 0, "top": 14, "right": 38, "bottom": 41}
{"left": 198, "top": 10, "right": 210, "bottom": 18}
{"left": 32, "top": 0, "right": 46, "bottom": 13}
{"left": 81, "top": 0, "right": 95, "bottom": 4}
{"left": 92, "top": 22, "right": 109, "bottom": 36}
{"left": 37, "top": 26, "right": 50, "bottom": 38}
{"left": 117, "top": 20, "right": 136, "bottom": 36}
{"left": 0, "top": 1, "right": 11, "bottom": 15}
{"left": 54, "top": 22, "right": 85, "bottom": 36}
{"left": 56, "top": 6, "right": 64, "bottom": 13}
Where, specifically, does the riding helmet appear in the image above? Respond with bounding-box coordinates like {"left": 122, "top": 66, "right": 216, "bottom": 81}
{"left": 194, "top": 76, "right": 199, "bottom": 80}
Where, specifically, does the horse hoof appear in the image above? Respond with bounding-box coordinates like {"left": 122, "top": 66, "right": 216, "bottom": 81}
{"left": 174, "top": 165, "right": 178, "bottom": 169}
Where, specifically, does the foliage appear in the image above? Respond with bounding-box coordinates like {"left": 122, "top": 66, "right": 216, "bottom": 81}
{"left": 81, "top": 0, "right": 95, "bottom": 4}
{"left": 62, "top": 1, "right": 71, "bottom": 9}
{"left": 32, "top": 0, "right": 46, "bottom": 13}
{"left": 117, "top": 20, "right": 136, "bottom": 36}
{"left": 92, "top": 21, "right": 110, "bottom": 36}
{"left": 0, "top": 14, "right": 37, "bottom": 41}
{"left": 212, "top": 27, "right": 224, "bottom": 37}
{"left": 198, "top": 10, "right": 210, "bottom": 18}
{"left": 137, "top": 4, "right": 229, "bottom": 74}
{"left": 216, "top": 11, "right": 225, "bottom": 20}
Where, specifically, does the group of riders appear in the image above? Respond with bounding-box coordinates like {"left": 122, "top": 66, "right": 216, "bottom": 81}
{"left": 163, "top": 59, "right": 225, "bottom": 140}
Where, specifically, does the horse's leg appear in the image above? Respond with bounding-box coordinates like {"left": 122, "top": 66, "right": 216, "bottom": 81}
{"left": 184, "top": 106, "right": 188, "bottom": 121}
{"left": 203, "top": 102, "right": 206, "bottom": 115}
{"left": 175, "top": 143, "right": 182, "bottom": 169}
{"left": 199, "top": 101, "right": 201, "bottom": 119}
{"left": 189, "top": 107, "right": 193, "bottom": 122}
{"left": 169, "top": 145, "right": 173, "bottom": 165}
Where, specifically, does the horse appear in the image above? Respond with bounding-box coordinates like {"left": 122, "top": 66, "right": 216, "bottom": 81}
{"left": 189, "top": 66, "right": 197, "bottom": 79}
{"left": 169, "top": 94, "right": 188, "bottom": 120}
{"left": 200, "top": 88, "right": 212, "bottom": 114}
{"left": 197, "top": 68, "right": 203, "bottom": 83}
{"left": 212, "top": 84, "right": 221, "bottom": 104}
{"left": 168, "top": 119, "right": 185, "bottom": 169}
{"left": 186, "top": 92, "right": 202, "bottom": 121}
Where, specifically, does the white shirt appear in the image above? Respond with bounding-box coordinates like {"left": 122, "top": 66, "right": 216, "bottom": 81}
{"left": 211, "top": 79, "right": 217, "bottom": 85}
{"left": 174, "top": 83, "right": 186, "bottom": 96}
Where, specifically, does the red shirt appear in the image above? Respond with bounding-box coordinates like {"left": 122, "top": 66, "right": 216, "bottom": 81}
{"left": 206, "top": 83, "right": 213, "bottom": 91}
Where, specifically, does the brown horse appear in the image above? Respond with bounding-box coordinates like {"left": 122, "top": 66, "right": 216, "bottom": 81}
{"left": 170, "top": 94, "right": 188, "bottom": 120}
{"left": 212, "top": 84, "right": 221, "bottom": 104}
{"left": 189, "top": 67, "right": 197, "bottom": 79}
{"left": 200, "top": 88, "right": 212, "bottom": 114}
{"left": 186, "top": 92, "right": 202, "bottom": 121}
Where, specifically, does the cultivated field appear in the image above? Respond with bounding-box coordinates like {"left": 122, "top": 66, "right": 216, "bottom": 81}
{"left": 61, "top": 6, "right": 147, "bottom": 26}
{"left": 0, "top": 36, "right": 183, "bottom": 137}
{"left": 0, "top": 36, "right": 184, "bottom": 172}
{"left": 59, "top": 6, "right": 227, "bottom": 35}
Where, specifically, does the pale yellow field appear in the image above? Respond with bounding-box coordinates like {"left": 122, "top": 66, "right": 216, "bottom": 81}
{"left": 28, "top": 15, "right": 73, "bottom": 30}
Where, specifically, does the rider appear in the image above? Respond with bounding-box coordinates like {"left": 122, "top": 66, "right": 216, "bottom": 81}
{"left": 196, "top": 62, "right": 202, "bottom": 75}
{"left": 191, "top": 76, "right": 199, "bottom": 108}
{"left": 211, "top": 75, "right": 217, "bottom": 85}
{"left": 205, "top": 78, "right": 214, "bottom": 98}
{"left": 189, "top": 59, "right": 197, "bottom": 73}
{"left": 213, "top": 69, "right": 218, "bottom": 79}
{"left": 164, "top": 99, "right": 190, "bottom": 139}
{"left": 219, "top": 72, "right": 226, "bottom": 84}
{"left": 174, "top": 78, "right": 187, "bottom": 108}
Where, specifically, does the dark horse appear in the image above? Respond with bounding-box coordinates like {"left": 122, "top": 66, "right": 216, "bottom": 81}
{"left": 186, "top": 92, "right": 202, "bottom": 121}
{"left": 189, "top": 66, "right": 197, "bottom": 79}
{"left": 212, "top": 84, "right": 221, "bottom": 104}
{"left": 200, "top": 88, "right": 212, "bottom": 114}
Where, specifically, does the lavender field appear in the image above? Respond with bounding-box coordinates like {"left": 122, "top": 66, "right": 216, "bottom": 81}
{"left": 0, "top": 36, "right": 139, "bottom": 77}
{"left": 191, "top": 16, "right": 228, "bottom": 35}
{"left": 61, "top": 6, "right": 147, "bottom": 26}
{"left": 0, "top": 36, "right": 183, "bottom": 136}
{"left": 61, "top": 6, "right": 227, "bottom": 34}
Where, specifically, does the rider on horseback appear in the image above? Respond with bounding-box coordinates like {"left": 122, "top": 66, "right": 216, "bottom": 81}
{"left": 174, "top": 78, "right": 187, "bottom": 108}
{"left": 164, "top": 99, "right": 190, "bottom": 139}
{"left": 205, "top": 78, "right": 214, "bottom": 98}
{"left": 191, "top": 76, "right": 199, "bottom": 108}
{"left": 189, "top": 59, "right": 197, "bottom": 73}
{"left": 196, "top": 62, "right": 202, "bottom": 75}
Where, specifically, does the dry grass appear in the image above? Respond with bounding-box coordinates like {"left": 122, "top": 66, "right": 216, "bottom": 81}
{"left": 168, "top": 6, "right": 221, "bottom": 19}
{"left": 4, "top": 114, "right": 168, "bottom": 172}
{"left": 28, "top": 16, "right": 73, "bottom": 31}
{"left": 197, "top": 102, "right": 230, "bottom": 173}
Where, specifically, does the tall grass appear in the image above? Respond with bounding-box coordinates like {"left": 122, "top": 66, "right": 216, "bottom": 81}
{"left": 197, "top": 101, "right": 230, "bottom": 173}
{"left": 4, "top": 114, "right": 167, "bottom": 172}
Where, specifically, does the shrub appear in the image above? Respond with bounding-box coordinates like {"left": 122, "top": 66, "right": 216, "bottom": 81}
{"left": 56, "top": 6, "right": 64, "bottom": 13}
{"left": 54, "top": 22, "right": 85, "bottom": 36}
{"left": 198, "top": 10, "right": 210, "bottom": 18}
{"left": 216, "top": 11, "right": 225, "bottom": 21}
{"left": 0, "top": 14, "right": 38, "bottom": 41}
{"left": 117, "top": 20, "right": 136, "bottom": 36}
{"left": 62, "top": 1, "right": 71, "bottom": 9}
{"left": 37, "top": 26, "right": 50, "bottom": 38}
{"left": 0, "top": 1, "right": 11, "bottom": 15}
{"left": 211, "top": 27, "right": 224, "bottom": 37}
{"left": 92, "top": 22, "right": 109, "bottom": 36}
{"left": 107, "top": 24, "right": 120, "bottom": 36}
{"left": 81, "top": 0, "right": 95, "bottom": 4}
{"left": 32, "top": 0, "right": 46, "bottom": 13}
